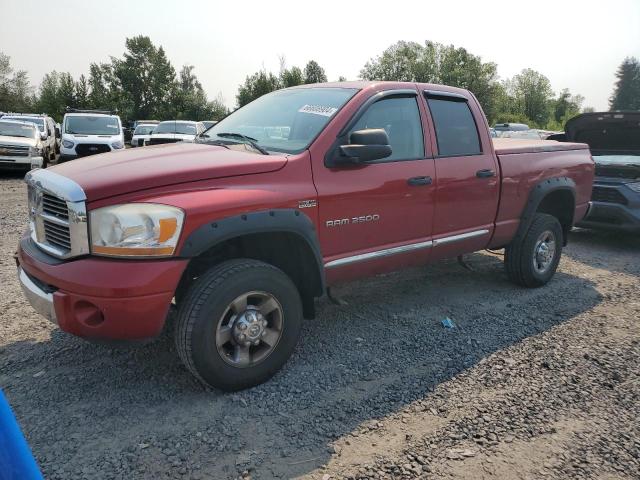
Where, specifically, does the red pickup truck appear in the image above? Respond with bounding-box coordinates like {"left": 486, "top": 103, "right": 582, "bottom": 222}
{"left": 17, "top": 82, "right": 594, "bottom": 390}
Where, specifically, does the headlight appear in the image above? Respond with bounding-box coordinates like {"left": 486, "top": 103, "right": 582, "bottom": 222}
{"left": 28, "top": 146, "right": 43, "bottom": 157}
{"left": 626, "top": 182, "right": 640, "bottom": 193}
{"left": 62, "top": 140, "right": 74, "bottom": 149}
{"left": 111, "top": 141, "right": 124, "bottom": 149}
{"left": 89, "top": 203, "right": 184, "bottom": 257}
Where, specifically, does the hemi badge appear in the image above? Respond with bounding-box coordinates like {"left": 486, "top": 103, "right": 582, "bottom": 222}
{"left": 298, "top": 199, "right": 317, "bottom": 209}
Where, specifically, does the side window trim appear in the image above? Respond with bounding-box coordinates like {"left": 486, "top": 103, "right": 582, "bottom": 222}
{"left": 424, "top": 91, "right": 483, "bottom": 158}
{"left": 325, "top": 89, "right": 428, "bottom": 167}
{"left": 338, "top": 89, "right": 418, "bottom": 137}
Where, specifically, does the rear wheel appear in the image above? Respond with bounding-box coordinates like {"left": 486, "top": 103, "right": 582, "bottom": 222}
{"left": 175, "top": 259, "right": 303, "bottom": 391}
{"left": 505, "top": 213, "right": 563, "bottom": 287}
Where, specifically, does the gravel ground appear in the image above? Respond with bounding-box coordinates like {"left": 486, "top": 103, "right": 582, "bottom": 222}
{"left": 1, "top": 172, "right": 638, "bottom": 480}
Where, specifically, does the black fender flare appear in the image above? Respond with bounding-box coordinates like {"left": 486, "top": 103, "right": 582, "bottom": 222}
{"left": 515, "top": 176, "right": 576, "bottom": 244}
{"left": 179, "top": 208, "right": 325, "bottom": 293}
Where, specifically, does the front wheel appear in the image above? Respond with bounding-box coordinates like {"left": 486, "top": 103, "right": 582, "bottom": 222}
{"left": 175, "top": 259, "right": 303, "bottom": 391}
{"left": 505, "top": 213, "right": 563, "bottom": 287}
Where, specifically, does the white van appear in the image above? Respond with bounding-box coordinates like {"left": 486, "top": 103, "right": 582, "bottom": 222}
{"left": 59, "top": 109, "right": 124, "bottom": 162}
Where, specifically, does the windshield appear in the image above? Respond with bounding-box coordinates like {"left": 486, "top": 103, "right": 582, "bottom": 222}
{"left": 0, "top": 121, "right": 36, "bottom": 138}
{"left": 65, "top": 116, "right": 120, "bottom": 135}
{"left": 202, "top": 87, "right": 358, "bottom": 153}
{"left": 3, "top": 116, "right": 45, "bottom": 132}
{"left": 133, "top": 125, "right": 156, "bottom": 135}
{"left": 154, "top": 122, "right": 197, "bottom": 135}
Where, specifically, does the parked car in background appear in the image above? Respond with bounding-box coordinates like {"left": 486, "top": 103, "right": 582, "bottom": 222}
{"left": 556, "top": 111, "right": 640, "bottom": 232}
{"left": 202, "top": 120, "right": 218, "bottom": 130}
{"left": 146, "top": 120, "right": 205, "bottom": 145}
{"left": 496, "top": 129, "right": 543, "bottom": 140}
{"left": 1, "top": 113, "right": 58, "bottom": 162}
{"left": 0, "top": 119, "right": 46, "bottom": 170}
{"left": 17, "top": 81, "right": 594, "bottom": 391}
{"left": 494, "top": 122, "right": 530, "bottom": 132}
{"left": 130, "top": 123, "right": 157, "bottom": 147}
{"left": 59, "top": 109, "right": 124, "bottom": 162}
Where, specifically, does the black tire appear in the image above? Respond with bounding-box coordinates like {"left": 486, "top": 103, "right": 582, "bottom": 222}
{"left": 505, "top": 213, "right": 563, "bottom": 287}
{"left": 175, "top": 259, "right": 303, "bottom": 391}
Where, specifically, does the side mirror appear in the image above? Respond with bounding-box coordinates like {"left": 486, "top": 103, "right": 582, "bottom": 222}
{"left": 335, "top": 129, "right": 392, "bottom": 165}
{"left": 55, "top": 126, "right": 60, "bottom": 138}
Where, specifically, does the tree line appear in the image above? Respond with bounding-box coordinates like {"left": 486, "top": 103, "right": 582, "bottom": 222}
{"left": 1, "top": 37, "right": 639, "bottom": 128}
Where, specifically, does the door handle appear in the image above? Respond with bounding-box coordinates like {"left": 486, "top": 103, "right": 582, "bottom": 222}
{"left": 407, "top": 176, "right": 433, "bottom": 186}
{"left": 476, "top": 169, "right": 496, "bottom": 178}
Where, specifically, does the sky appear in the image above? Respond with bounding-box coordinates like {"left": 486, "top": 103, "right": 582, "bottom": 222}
{"left": 1, "top": 0, "right": 639, "bottom": 111}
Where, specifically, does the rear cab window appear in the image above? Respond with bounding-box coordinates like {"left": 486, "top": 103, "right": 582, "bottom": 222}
{"left": 425, "top": 92, "right": 481, "bottom": 157}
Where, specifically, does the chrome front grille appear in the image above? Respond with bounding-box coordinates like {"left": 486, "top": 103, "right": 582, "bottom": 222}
{"left": 42, "top": 193, "right": 70, "bottom": 220}
{"left": 25, "top": 170, "right": 89, "bottom": 259}
{"left": 0, "top": 143, "right": 30, "bottom": 157}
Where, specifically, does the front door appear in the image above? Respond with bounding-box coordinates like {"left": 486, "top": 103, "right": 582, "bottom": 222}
{"left": 311, "top": 91, "right": 436, "bottom": 283}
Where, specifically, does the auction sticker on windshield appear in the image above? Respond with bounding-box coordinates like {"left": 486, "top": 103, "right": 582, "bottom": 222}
{"left": 298, "top": 104, "right": 338, "bottom": 117}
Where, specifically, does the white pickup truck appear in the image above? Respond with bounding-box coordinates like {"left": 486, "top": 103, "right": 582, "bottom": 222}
{"left": 0, "top": 119, "right": 45, "bottom": 171}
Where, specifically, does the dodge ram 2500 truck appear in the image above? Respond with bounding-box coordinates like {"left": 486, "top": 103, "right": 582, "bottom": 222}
{"left": 17, "top": 82, "right": 595, "bottom": 391}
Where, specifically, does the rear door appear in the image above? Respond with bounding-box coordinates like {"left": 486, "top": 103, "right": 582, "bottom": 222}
{"left": 422, "top": 91, "right": 500, "bottom": 260}
{"left": 311, "top": 89, "right": 436, "bottom": 283}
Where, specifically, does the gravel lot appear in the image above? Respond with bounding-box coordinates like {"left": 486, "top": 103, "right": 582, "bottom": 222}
{"left": 1, "top": 171, "right": 638, "bottom": 480}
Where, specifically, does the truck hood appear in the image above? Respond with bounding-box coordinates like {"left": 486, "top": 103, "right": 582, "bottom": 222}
{"left": 564, "top": 111, "right": 640, "bottom": 156}
{"left": 0, "top": 135, "right": 37, "bottom": 147}
{"left": 49, "top": 142, "right": 288, "bottom": 201}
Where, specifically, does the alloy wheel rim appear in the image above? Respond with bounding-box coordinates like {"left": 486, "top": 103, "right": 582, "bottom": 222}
{"left": 533, "top": 230, "right": 556, "bottom": 274}
{"left": 215, "top": 291, "right": 284, "bottom": 368}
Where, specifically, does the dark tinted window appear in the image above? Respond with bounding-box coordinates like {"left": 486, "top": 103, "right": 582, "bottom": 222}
{"left": 350, "top": 96, "right": 423, "bottom": 161}
{"left": 427, "top": 98, "right": 481, "bottom": 156}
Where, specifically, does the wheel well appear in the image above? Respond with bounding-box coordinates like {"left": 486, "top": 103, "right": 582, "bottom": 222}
{"left": 536, "top": 189, "right": 575, "bottom": 245}
{"left": 176, "top": 232, "right": 323, "bottom": 319}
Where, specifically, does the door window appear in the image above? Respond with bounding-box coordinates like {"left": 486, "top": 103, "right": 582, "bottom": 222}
{"left": 426, "top": 97, "right": 481, "bottom": 156}
{"left": 350, "top": 96, "right": 424, "bottom": 161}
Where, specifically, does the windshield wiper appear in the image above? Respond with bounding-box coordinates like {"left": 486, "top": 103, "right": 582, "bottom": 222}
{"left": 198, "top": 139, "right": 231, "bottom": 150}
{"left": 215, "top": 132, "right": 269, "bottom": 155}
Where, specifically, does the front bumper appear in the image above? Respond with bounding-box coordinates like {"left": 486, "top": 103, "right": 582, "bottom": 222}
{"left": 577, "top": 183, "right": 640, "bottom": 233}
{"left": 577, "top": 201, "right": 640, "bottom": 232}
{"left": 18, "top": 267, "right": 56, "bottom": 322}
{"left": 0, "top": 155, "right": 42, "bottom": 168}
{"left": 57, "top": 154, "right": 78, "bottom": 162}
{"left": 17, "top": 235, "right": 189, "bottom": 340}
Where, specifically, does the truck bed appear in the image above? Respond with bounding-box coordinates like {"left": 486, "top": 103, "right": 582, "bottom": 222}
{"left": 493, "top": 138, "right": 589, "bottom": 155}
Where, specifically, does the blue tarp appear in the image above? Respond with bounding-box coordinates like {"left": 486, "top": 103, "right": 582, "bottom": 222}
{"left": 0, "top": 390, "right": 43, "bottom": 480}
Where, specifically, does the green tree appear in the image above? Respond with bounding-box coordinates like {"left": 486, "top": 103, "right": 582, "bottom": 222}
{"left": 553, "top": 88, "right": 584, "bottom": 124}
{"left": 87, "top": 62, "right": 114, "bottom": 110}
{"left": 360, "top": 41, "right": 499, "bottom": 122}
{"left": 0, "top": 52, "right": 35, "bottom": 112}
{"left": 58, "top": 73, "right": 76, "bottom": 111}
{"left": 112, "top": 36, "right": 177, "bottom": 120}
{"left": 36, "top": 71, "right": 61, "bottom": 118}
{"left": 609, "top": 57, "right": 640, "bottom": 111}
{"left": 510, "top": 68, "right": 553, "bottom": 126}
{"left": 280, "top": 66, "right": 304, "bottom": 87}
{"left": 75, "top": 75, "right": 89, "bottom": 109}
{"left": 303, "top": 60, "right": 327, "bottom": 84}
{"left": 236, "top": 70, "right": 280, "bottom": 107}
